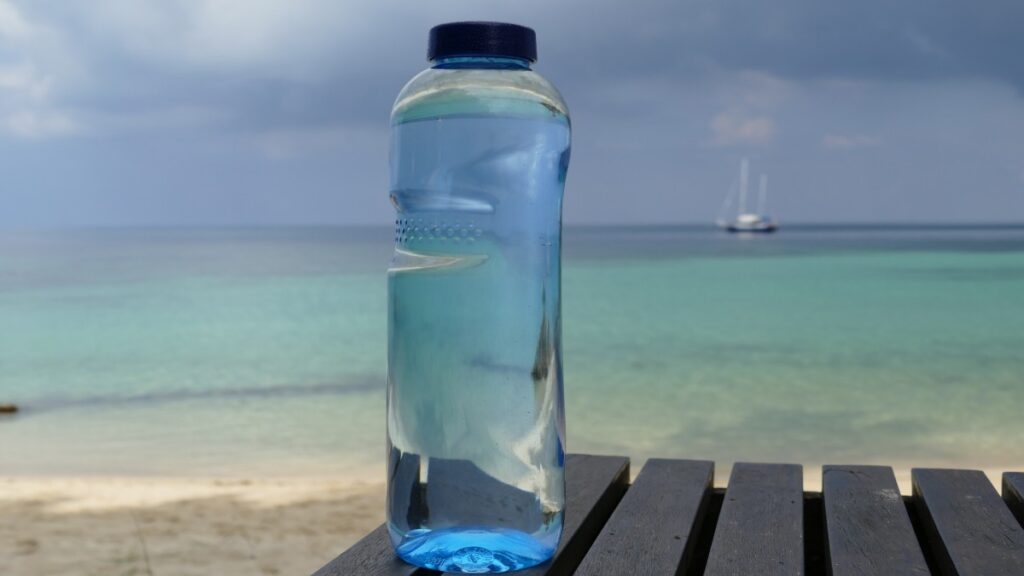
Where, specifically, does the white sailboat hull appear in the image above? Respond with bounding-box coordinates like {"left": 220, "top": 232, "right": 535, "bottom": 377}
{"left": 725, "top": 220, "right": 777, "bottom": 233}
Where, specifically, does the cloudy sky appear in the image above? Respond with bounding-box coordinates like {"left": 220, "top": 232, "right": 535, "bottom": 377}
{"left": 2, "top": 0, "right": 1023, "bottom": 226}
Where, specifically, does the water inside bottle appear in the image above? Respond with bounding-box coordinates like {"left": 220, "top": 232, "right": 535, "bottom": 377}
{"left": 387, "top": 113, "right": 570, "bottom": 572}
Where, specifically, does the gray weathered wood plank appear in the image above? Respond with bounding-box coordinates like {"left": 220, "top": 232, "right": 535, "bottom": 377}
{"left": 822, "top": 465, "right": 929, "bottom": 576}
{"left": 313, "top": 454, "right": 629, "bottom": 576}
{"left": 312, "top": 524, "right": 417, "bottom": 576}
{"left": 703, "top": 463, "right": 804, "bottom": 576}
{"left": 574, "top": 458, "right": 714, "bottom": 575}
{"left": 1005, "top": 472, "right": 1024, "bottom": 529}
{"left": 482, "top": 454, "right": 630, "bottom": 576}
{"left": 912, "top": 468, "right": 1024, "bottom": 576}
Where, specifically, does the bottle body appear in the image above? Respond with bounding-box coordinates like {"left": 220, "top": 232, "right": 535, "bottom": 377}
{"left": 387, "top": 57, "right": 570, "bottom": 573}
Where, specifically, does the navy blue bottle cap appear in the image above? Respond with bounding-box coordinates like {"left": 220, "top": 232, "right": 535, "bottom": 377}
{"left": 428, "top": 22, "right": 537, "bottom": 62}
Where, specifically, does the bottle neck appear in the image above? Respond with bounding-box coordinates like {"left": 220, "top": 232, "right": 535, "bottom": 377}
{"left": 431, "top": 55, "right": 532, "bottom": 70}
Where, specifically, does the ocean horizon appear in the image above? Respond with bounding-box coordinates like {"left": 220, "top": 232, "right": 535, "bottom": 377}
{"left": 2, "top": 224, "right": 1023, "bottom": 483}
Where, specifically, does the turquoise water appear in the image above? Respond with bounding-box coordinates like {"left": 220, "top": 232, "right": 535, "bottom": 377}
{"left": 388, "top": 115, "right": 569, "bottom": 571}
{"left": 1, "top": 226, "right": 1023, "bottom": 479}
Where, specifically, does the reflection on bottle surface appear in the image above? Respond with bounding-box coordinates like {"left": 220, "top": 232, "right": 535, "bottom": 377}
{"left": 388, "top": 114, "right": 570, "bottom": 572}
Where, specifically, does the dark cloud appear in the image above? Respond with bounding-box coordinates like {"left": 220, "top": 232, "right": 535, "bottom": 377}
{"left": 11, "top": 0, "right": 1024, "bottom": 132}
{"left": 1, "top": 0, "right": 1023, "bottom": 226}
{"left": 542, "top": 1, "right": 1024, "bottom": 86}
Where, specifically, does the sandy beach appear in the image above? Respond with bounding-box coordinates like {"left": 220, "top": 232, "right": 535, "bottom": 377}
{"left": 1, "top": 477, "right": 385, "bottom": 576}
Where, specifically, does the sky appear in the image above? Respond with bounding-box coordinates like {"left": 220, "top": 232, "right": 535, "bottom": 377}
{"left": 2, "top": 0, "right": 1024, "bottom": 227}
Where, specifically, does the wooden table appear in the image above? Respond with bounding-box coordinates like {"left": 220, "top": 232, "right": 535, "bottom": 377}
{"left": 314, "top": 454, "right": 1024, "bottom": 575}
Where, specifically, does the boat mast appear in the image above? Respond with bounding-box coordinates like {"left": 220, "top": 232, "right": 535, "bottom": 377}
{"left": 757, "top": 174, "right": 768, "bottom": 215}
{"left": 738, "top": 158, "right": 749, "bottom": 215}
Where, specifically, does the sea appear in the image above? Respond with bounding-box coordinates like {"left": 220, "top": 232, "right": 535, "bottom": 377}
{"left": 2, "top": 226, "right": 1023, "bottom": 482}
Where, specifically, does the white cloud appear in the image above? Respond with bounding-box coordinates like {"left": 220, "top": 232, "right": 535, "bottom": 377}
{"left": 70, "top": 0, "right": 368, "bottom": 78}
{"left": 5, "top": 109, "right": 77, "bottom": 138}
{"left": 702, "top": 73, "right": 789, "bottom": 147}
{"left": 0, "top": 1, "right": 86, "bottom": 140}
{"left": 822, "top": 133, "right": 880, "bottom": 149}
{"left": 0, "top": 0, "right": 33, "bottom": 40}
{"left": 85, "top": 105, "right": 227, "bottom": 134}
{"left": 736, "top": 71, "right": 794, "bottom": 109}
{"left": 251, "top": 125, "right": 383, "bottom": 161}
{"left": 0, "top": 0, "right": 408, "bottom": 140}
{"left": 709, "top": 111, "right": 776, "bottom": 146}
{"left": 0, "top": 63, "right": 53, "bottom": 100}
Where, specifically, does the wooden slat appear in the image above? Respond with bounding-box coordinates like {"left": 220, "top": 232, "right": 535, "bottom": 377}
{"left": 487, "top": 454, "right": 630, "bottom": 576}
{"left": 313, "top": 454, "right": 629, "bottom": 576}
{"left": 912, "top": 468, "right": 1024, "bottom": 576}
{"left": 822, "top": 465, "right": 929, "bottom": 576}
{"left": 1005, "top": 473, "right": 1024, "bottom": 528}
{"left": 311, "top": 525, "right": 416, "bottom": 576}
{"left": 574, "top": 458, "right": 714, "bottom": 575}
{"left": 703, "top": 463, "right": 804, "bottom": 576}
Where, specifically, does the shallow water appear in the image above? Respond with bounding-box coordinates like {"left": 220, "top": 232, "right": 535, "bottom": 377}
{"left": 1, "top": 226, "right": 1022, "bottom": 479}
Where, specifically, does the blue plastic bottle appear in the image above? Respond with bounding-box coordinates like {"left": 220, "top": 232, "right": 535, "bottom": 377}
{"left": 387, "top": 22, "right": 570, "bottom": 573}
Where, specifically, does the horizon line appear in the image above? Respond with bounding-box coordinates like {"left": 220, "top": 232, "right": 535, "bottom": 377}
{"left": 3, "top": 221, "right": 1024, "bottom": 232}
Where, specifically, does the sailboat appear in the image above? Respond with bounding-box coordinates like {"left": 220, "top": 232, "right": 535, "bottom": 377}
{"left": 716, "top": 158, "right": 778, "bottom": 233}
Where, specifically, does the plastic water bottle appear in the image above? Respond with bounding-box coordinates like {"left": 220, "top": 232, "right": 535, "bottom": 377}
{"left": 387, "top": 22, "right": 570, "bottom": 573}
